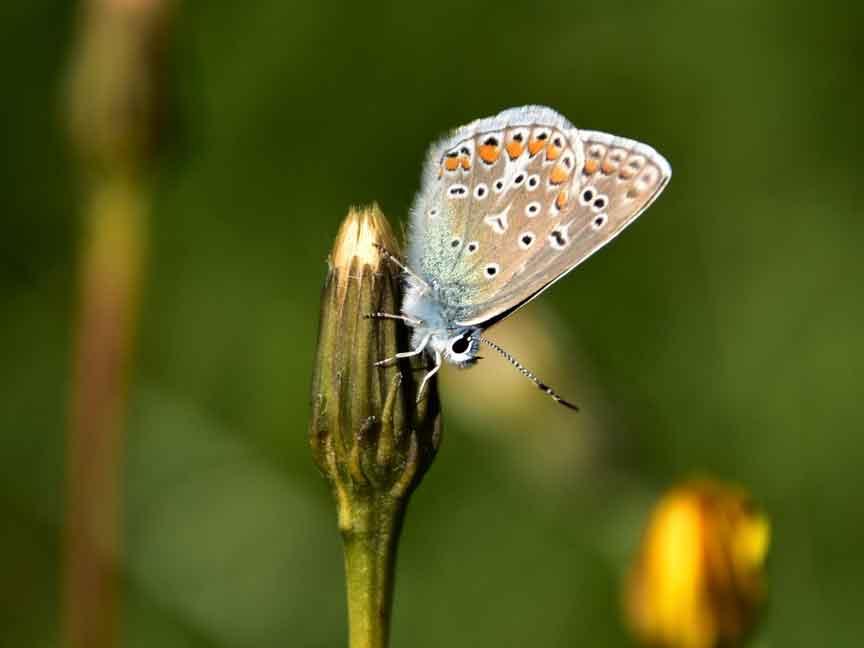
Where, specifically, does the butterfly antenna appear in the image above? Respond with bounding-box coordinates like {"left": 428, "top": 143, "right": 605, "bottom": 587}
{"left": 479, "top": 337, "right": 579, "bottom": 411}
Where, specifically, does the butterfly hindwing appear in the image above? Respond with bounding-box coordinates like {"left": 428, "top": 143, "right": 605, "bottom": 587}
{"left": 408, "top": 107, "right": 671, "bottom": 327}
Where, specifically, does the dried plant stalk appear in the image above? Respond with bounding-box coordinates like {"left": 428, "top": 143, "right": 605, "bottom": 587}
{"left": 62, "top": 2, "right": 173, "bottom": 647}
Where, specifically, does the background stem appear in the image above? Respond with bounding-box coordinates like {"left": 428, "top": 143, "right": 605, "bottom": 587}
{"left": 63, "top": 174, "right": 146, "bottom": 648}
{"left": 62, "top": 2, "right": 171, "bottom": 646}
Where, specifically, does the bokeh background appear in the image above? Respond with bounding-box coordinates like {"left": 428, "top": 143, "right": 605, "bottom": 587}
{"left": 2, "top": 1, "right": 862, "bottom": 646}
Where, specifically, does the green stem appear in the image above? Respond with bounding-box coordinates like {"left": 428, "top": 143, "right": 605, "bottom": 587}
{"left": 341, "top": 495, "right": 406, "bottom": 648}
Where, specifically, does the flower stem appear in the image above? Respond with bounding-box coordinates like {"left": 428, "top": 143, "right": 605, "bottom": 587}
{"left": 341, "top": 495, "right": 406, "bottom": 648}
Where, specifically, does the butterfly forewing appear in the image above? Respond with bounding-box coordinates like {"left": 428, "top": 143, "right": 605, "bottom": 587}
{"left": 408, "top": 107, "right": 671, "bottom": 327}
{"left": 410, "top": 107, "right": 576, "bottom": 300}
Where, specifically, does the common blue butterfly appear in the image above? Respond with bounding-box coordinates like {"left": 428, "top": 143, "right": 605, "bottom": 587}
{"left": 373, "top": 106, "right": 671, "bottom": 408}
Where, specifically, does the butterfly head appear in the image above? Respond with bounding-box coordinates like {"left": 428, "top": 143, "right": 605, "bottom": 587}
{"left": 402, "top": 278, "right": 482, "bottom": 367}
{"left": 413, "top": 323, "right": 481, "bottom": 368}
{"left": 439, "top": 327, "right": 482, "bottom": 367}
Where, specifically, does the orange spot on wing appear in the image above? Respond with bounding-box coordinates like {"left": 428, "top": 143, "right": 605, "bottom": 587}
{"left": 555, "top": 189, "right": 569, "bottom": 210}
{"left": 445, "top": 157, "right": 460, "bottom": 172}
{"left": 601, "top": 161, "right": 616, "bottom": 175}
{"left": 460, "top": 155, "right": 471, "bottom": 170}
{"left": 478, "top": 144, "right": 500, "bottom": 164}
{"left": 545, "top": 143, "right": 562, "bottom": 161}
{"left": 528, "top": 138, "right": 545, "bottom": 156}
{"left": 583, "top": 159, "right": 599, "bottom": 175}
{"left": 619, "top": 167, "right": 636, "bottom": 180}
{"left": 506, "top": 140, "right": 524, "bottom": 160}
{"left": 549, "top": 164, "right": 570, "bottom": 185}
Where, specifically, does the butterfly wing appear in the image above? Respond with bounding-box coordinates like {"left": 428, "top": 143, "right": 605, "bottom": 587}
{"left": 408, "top": 106, "right": 671, "bottom": 327}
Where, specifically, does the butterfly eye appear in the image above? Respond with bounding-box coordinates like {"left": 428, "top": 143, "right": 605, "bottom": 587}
{"left": 450, "top": 336, "right": 470, "bottom": 355}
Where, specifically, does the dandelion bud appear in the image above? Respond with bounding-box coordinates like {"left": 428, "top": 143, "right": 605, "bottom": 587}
{"left": 310, "top": 205, "right": 441, "bottom": 515}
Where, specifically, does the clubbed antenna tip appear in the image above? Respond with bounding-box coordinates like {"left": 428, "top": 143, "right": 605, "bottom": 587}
{"left": 479, "top": 336, "right": 579, "bottom": 411}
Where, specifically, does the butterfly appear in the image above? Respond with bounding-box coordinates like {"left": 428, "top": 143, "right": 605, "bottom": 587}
{"left": 372, "top": 106, "right": 671, "bottom": 409}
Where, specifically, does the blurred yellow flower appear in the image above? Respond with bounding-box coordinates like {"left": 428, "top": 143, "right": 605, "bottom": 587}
{"left": 625, "top": 479, "right": 770, "bottom": 648}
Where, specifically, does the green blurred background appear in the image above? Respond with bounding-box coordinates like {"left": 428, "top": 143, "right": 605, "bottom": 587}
{"left": 2, "top": 1, "right": 862, "bottom": 646}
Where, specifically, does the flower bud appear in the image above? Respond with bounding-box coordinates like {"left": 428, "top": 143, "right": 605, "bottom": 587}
{"left": 625, "top": 479, "right": 770, "bottom": 648}
{"left": 309, "top": 205, "right": 441, "bottom": 531}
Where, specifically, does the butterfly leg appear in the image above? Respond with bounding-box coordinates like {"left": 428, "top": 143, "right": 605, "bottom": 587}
{"left": 364, "top": 312, "right": 423, "bottom": 326}
{"left": 373, "top": 244, "right": 431, "bottom": 292}
{"left": 416, "top": 350, "right": 442, "bottom": 403}
{"left": 374, "top": 332, "right": 432, "bottom": 367}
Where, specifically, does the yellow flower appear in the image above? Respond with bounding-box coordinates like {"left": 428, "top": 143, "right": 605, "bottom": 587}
{"left": 625, "top": 479, "right": 770, "bottom": 648}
